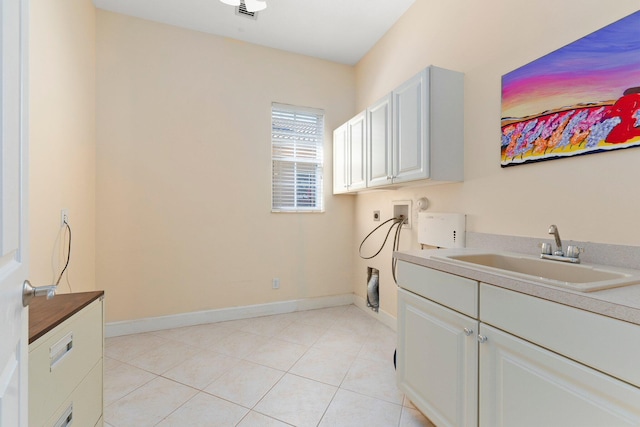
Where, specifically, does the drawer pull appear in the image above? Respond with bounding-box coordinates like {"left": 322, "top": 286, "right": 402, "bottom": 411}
{"left": 50, "top": 332, "right": 73, "bottom": 370}
{"left": 463, "top": 328, "right": 474, "bottom": 336}
{"left": 53, "top": 403, "right": 73, "bottom": 427}
{"left": 478, "top": 335, "right": 488, "bottom": 343}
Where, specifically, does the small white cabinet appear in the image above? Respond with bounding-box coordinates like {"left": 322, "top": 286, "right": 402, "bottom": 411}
{"left": 332, "top": 112, "right": 366, "bottom": 193}
{"left": 396, "top": 261, "right": 478, "bottom": 427}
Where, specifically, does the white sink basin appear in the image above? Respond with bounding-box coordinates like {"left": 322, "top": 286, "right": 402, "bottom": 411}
{"left": 432, "top": 252, "right": 640, "bottom": 292}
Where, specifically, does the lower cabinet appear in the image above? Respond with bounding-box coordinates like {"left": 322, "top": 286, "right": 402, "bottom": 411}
{"left": 479, "top": 323, "right": 640, "bottom": 427}
{"left": 396, "top": 261, "right": 640, "bottom": 427}
{"left": 397, "top": 288, "right": 478, "bottom": 427}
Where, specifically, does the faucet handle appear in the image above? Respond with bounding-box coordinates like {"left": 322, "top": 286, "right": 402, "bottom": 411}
{"left": 566, "top": 245, "right": 584, "bottom": 259}
{"left": 539, "top": 242, "right": 552, "bottom": 255}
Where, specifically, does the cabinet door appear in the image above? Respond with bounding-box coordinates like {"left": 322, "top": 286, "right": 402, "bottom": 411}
{"left": 348, "top": 112, "right": 367, "bottom": 191}
{"left": 479, "top": 324, "right": 640, "bottom": 427}
{"left": 397, "top": 289, "right": 478, "bottom": 427}
{"left": 367, "top": 94, "right": 392, "bottom": 187}
{"left": 332, "top": 123, "right": 349, "bottom": 194}
{"left": 392, "top": 69, "right": 429, "bottom": 183}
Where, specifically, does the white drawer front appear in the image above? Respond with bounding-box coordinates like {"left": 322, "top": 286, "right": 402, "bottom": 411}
{"left": 480, "top": 283, "right": 640, "bottom": 388}
{"left": 45, "top": 359, "right": 103, "bottom": 427}
{"left": 397, "top": 261, "right": 478, "bottom": 317}
{"left": 29, "top": 299, "right": 103, "bottom": 427}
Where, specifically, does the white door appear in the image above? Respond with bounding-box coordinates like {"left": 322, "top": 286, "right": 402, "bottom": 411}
{"left": 347, "top": 111, "right": 367, "bottom": 191}
{"left": 366, "top": 94, "right": 392, "bottom": 188}
{"left": 479, "top": 324, "right": 640, "bottom": 427}
{"left": 0, "top": 0, "right": 29, "bottom": 425}
{"left": 392, "top": 69, "right": 429, "bottom": 184}
{"left": 397, "top": 289, "right": 478, "bottom": 427}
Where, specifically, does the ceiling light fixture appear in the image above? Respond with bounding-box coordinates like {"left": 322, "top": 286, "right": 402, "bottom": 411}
{"left": 219, "top": 0, "right": 267, "bottom": 13}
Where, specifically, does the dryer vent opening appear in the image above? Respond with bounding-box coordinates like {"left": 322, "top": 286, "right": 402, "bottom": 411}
{"left": 367, "top": 267, "right": 379, "bottom": 312}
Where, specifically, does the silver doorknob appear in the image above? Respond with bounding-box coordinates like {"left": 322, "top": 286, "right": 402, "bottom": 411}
{"left": 22, "top": 280, "right": 57, "bottom": 307}
{"left": 477, "top": 335, "right": 488, "bottom": 343}
{"left": 463, "top": 328, "right": 474, "bottom": 336}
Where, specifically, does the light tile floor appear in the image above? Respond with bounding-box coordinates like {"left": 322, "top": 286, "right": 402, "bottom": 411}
{"left": 104, "top": 304, "right": 435, "bottom": 427}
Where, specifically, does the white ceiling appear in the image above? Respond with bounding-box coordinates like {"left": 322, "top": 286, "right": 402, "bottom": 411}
{"left": 92, "top": 0, "right": 415, "bottom": 65}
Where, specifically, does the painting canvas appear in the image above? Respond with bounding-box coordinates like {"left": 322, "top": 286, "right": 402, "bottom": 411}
{"left": 501, "top": 10, "right": 640, "bottom": 167}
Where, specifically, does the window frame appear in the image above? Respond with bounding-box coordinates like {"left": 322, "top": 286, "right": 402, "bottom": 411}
{"left": 271, "top": 102, "right": 325, "bottom": 213}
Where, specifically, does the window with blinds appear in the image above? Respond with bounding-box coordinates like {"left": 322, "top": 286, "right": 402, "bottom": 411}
{"left": 272, "top": 103, "right": 325, "bottom": 212}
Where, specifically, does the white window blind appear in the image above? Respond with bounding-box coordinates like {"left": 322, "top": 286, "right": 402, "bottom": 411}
{"left": 272, "top": 103, "right": 324, "bottom": 212}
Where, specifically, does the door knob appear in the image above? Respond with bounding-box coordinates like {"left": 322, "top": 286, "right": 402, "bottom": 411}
{"left": 22, "top": 280, "right": 57, "bottom": 307}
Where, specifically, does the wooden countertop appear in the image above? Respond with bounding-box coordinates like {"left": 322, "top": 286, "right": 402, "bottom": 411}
{"left": 29, "top": 291, "right": 104, "bottom": 344}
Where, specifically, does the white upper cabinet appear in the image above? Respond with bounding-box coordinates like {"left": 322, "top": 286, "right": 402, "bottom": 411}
{"left": 367, "top": 94, "right": 393, "bottom": 187}
{"left": 392, "top": 70, "right": 427, "bottom": 183}
{"left": 332, "top": 112, "right": 366, "bottom": 194}
{"left": 334, "top": 65, "right": 464, "bottom": 194}
{"left": 391, "top": 66, "right": 464, "bottom": 185}
{"left": 348, "top": 112, "right": 367, "bottom": 191}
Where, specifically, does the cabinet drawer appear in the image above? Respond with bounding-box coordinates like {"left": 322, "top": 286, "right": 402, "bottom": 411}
{"left": 480, "top": 283, "right": 640, "bottom": 388}
{"left": 29, "top": 299, "right": 103, "bottom": 427}
{"left": 397, "top": 261, "right": 478, "bottom": 317}
{"left": 44, "top": 359, "right": 103, "bottom": 427}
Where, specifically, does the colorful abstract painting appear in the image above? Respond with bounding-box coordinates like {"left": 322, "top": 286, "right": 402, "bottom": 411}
{"left": 501, "top": 10, "right": 640, "bottom": 167}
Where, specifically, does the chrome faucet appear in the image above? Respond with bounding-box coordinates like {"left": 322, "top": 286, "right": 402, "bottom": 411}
{"left": 548, "top": 224, "right": 563, "bottom": 256}
{"left": 541, "top": 224, "right": 583, "bottom": 263}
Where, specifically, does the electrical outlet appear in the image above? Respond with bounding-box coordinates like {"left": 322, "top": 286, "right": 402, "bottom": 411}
{"left": 373, "top": 210, "right": 380, "bottom": 221}
{"left": 61, "top": 209, "right": 69, "bottom": 226}
{"left": 272, "top": 278, "right": 280, "bottom": 289}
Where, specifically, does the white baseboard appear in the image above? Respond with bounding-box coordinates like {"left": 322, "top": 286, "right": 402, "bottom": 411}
{"left": 353, "top": 295, "right": 397, "bottom": 332}
{"left": 106, "top": 293, "right": 356, "bottom": 337}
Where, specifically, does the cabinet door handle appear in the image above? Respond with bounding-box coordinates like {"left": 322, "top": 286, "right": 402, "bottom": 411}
{"left": 477, "top": 335, "right": 488, "bottom": 343}
{"left": 463, "top": 328, "right": 474, "bottom": 336}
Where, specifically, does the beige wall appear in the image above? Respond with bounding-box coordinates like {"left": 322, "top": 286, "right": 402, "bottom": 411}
{"left": 96, "top": 11, "right": 356, "bottom": 322}
{"left": 29, "top": 0, "right": 96, "bottom": 293}
{"left": 353, "top": 0, "right": 640, "bottom": 317}
{"left": 31, "top": 0, "right": 640, "bottom": 324}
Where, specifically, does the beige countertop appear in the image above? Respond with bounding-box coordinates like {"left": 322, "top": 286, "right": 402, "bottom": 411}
{"left": 395, "top": 249, "right": 640, "bottom": 326}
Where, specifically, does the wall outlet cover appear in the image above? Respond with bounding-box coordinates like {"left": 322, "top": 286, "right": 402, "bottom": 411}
{"left": 393, "top": 200, "right": 412, "bottom": 229}
{"left": 61, "top": 209, "right": 69, "bottom": 226}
